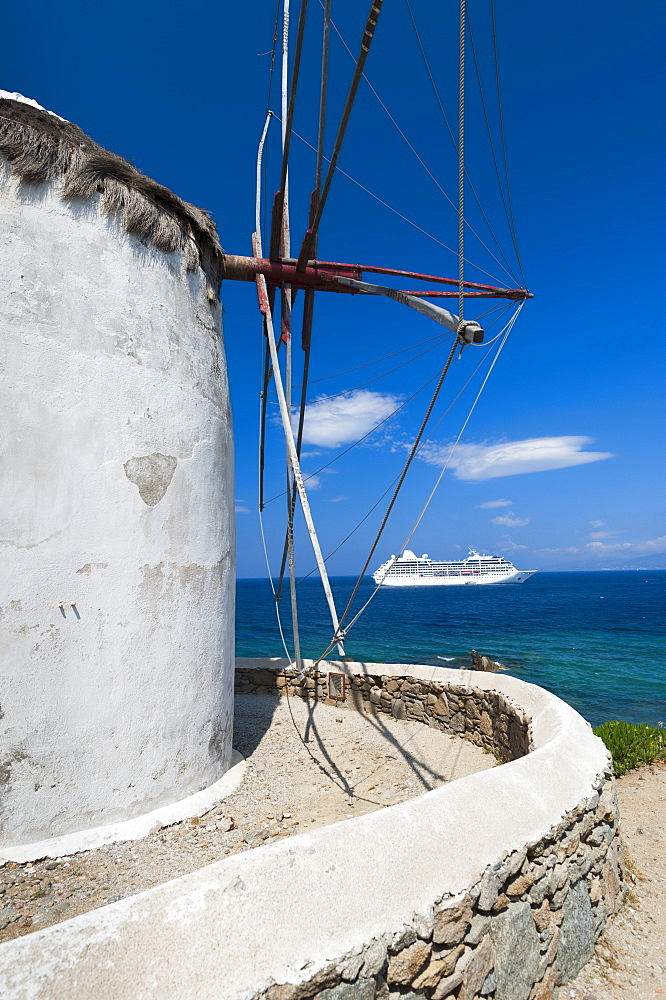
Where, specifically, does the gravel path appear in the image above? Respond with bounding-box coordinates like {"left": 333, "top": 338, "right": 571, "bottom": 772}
{"left": 0, "top": 693, "right": 495, "bottom": 943}
{"left": 566, "top": 760, "right": 666, "bottom": 1000}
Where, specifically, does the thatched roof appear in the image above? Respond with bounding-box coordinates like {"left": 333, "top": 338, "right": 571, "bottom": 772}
{"left": 0, "top": 97, "right": 224, "bottom": 297}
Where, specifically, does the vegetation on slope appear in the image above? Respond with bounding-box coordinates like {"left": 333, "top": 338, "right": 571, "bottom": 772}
{"left": 594, "top": 720, "right": 666, "bottom": 776}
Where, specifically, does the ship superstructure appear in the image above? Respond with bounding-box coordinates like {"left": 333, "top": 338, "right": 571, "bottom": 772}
{"left": 373, "top": 549, "right": 537, "bottom": 587}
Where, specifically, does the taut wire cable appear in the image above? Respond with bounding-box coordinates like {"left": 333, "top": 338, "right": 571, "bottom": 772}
{"left": 324, "top": 11, "right": 520, "bottom": 288}
{"left": 309, "top": 304, "right": 524, "bottom": 666}
{"left": 458, "top": 0, "right": 466, "bottom": 332}
{"left": 401, "top": 301, "right": 523, "bottom": 552}
{"left": 297, "top": 0, "right": 385, "bottom": 268}
{"left": 403, "top": 0, "right": 521, "bottom": 287}
{"left": 284, "top": 120, "right": 511, "bottom": 289}
{"left": 334, "top": 336, "right": 462, "bottom": 642}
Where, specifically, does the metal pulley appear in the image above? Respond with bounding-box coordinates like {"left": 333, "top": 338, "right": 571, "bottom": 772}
{"left": 458, "top": 319, "right": 484, "bottom": 344}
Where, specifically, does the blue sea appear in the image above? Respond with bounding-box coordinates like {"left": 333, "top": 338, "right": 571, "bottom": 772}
{"left": 236, "top": 572, "right": 666, "bottom": 728}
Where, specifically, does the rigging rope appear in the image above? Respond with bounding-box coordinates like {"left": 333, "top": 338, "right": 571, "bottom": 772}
{"left": 255, "top": 106, "right": 302, "bottom": 667}
{"left": 315, "top": 0, "right": 331, "bottom": 197}
{"left": 490, "top": 0, "right": 526, "bottom": 288}
{"left": 324, "top": 12, "right": 520, "bottom": 288}
{"left": 255, "top": 259, "right": 346, "bottom": 657}
{"left": 264, "top": 2, "right": 282, "bottom": 116}
{"left": 263, "top": 361, "right": 447, "bottom": 506}
{"left": 279, "top": 1, "right": 308, "bottom": 666}
{"left": 285, "top": 121, "right": 511, "bottom": 288}
{"left": 297, "top": 0, "right": 385, "bottom": 269}
{"left": 256, "top": 1, "right": 529, "bottom": 672}
{"left": 256, "top": 112, "right": 275, "bottom": 513}
{"left": 466, "top": 6, "right": 525, "bottom": 288}
{"left": 289, "top": 335, "right": 448, "bottom": 404}
{"left": 401, "top": 302, "right": 523, "bottom": 551}
{"left": 277, "top": 0, "right": 330, "bottom": 603}
{"left": 333, "top": 335, "right": 462, "bottom": 642}
{"left": 262, "top": 2, "right": 281, "bottom": 244}
{"left": 264, "top": 303, "right": 511, "bottom": 511}
{"left": 294, "top": 331, "right": 508, "bottom": 584}
{"left": 403, "top": 0, "right": 521, "bottom": 287}
{"left": 263, "top": 300, "right": 512, "bottom": 512}
{"left": 311, "top": 304, "right": 523, "bottom": 665}
{"left": 272, "top": 0, "right": 309, "bottom": 261}
{"left": 290, "top": 331, "right": 448, "bottom": 388}
{"left": 458, "top": 0, "right": 466, "bottom": 331}
{"left": 258, "top": 516, "right": 295, "bottom": 665}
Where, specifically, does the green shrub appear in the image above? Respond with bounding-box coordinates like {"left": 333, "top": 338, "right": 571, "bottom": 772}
{"left": 593, "top": 720, "right": 666, "bottom": 776}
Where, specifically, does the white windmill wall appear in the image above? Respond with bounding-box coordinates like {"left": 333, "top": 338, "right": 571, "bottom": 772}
{"left": 0, "top": 154, "right": 235, "bottom": 848}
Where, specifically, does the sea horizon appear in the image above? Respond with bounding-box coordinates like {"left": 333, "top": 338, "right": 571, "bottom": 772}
{"left": 237, "top": 568, "right": 666, "bottom": 580}
{"left": 236, "top": 570, "right": 666, "bottom": 730}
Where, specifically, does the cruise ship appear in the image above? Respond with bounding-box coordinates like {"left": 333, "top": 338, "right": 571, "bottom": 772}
{"left": 373, "top": 549, "right": 537, "bottom": 587}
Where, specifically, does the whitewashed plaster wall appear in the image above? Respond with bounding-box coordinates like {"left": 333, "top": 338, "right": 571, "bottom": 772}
{"left": 0, "top": 160, "right": 235, "bottom": 847}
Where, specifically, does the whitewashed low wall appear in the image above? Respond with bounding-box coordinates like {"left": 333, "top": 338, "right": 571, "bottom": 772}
{"left": 0, "top": 662, "right": 622, "bottom": 1000}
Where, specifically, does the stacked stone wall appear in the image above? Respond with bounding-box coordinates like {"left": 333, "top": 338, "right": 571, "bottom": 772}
{"left": 235, "top": 667, "right": 531, "bottom": 762}
{"left": 235, "top": 663, "right": 623, "bottom": 1000}
{"left": 253, "top": 780, "right": 622, "bottom": 1000}
{"left": 0, "top": 662, "right": 622, "bottom": 1000}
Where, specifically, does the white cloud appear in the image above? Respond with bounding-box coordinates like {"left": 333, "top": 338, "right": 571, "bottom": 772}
{"left": 589, "top": 520, "right": 605, "bottom": 528}
{"left": 302, "top": 473, "right": 322, "bottom": 491}
{"left": 588, "top": 530, "right": 622, "bottom": 540}
{"left": 235, "top": 499, "right": 250, "bottom": 513}
{"left": 330, "top": 495, "right": 349, "bottom": 503}
{"left": 421, "top": 436, "right": 613, "bottom": 481}
{"left": 497, "top": 537, "right": 528, "bottom": 552}
{"left": 475, "top": 499, "right": 512, "bottom": 509}
{"left": 586, "top": 536, "right": 666, "bottom": 556}
{"left": 296, "top": 390, "right": 399, "bottom": 449}
{"left": 491, "top": 512, "right": 531, "bottom": 527}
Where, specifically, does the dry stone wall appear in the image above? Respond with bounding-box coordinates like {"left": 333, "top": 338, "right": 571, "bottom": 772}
{"left": 236, "top": 661, "right": 623, "bottom": 1000}
{"left": 0, "top": 661, "right": 623, "bottom": 1000}
{"left": 235, "top": 666, "right": 531, "bottom": 762}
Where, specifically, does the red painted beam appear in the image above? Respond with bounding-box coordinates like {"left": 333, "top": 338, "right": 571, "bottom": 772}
{"left": 222, "top": 254, "right": 532, "bottom": 302}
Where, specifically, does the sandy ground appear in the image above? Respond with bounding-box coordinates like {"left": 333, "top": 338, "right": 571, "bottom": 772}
{"left": 567, "top": 760, "right": 666, "bottom": 1000}
{"left": 3, "top": 695, "right": 663, "bottom": 999}
{"left": 0, "top": 693, "right": 494, "bottom": 943}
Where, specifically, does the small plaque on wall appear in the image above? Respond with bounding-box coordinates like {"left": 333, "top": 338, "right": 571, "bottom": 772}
{"left": 328, "top": 672, "right": 346, "bottom": 700}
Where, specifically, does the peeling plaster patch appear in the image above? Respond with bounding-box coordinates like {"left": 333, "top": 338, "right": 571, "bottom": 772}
{"left": 15, "top": 624, "right": 39, "bottom": 636}
{"left": 77, "top": 563, "right": 109, "bottom": 575}
{"left": 178, "top": 563, "right": 206, "bottom": 594}
{"left": 123, "top": 454, "right": 177, "bottom": 506}
{"left": 140, "top": 562, "right": 165, "bottom": 589}
{"left": 0, "top": 748, "right": 29, "bottom": 788}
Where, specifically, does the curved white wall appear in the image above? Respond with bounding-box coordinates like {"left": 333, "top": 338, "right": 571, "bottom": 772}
{"left": 0, "top": 663, "right": 620, "bottom": 1000}
{"left": 0, "top": 160, "right": 235, "bottom": 847}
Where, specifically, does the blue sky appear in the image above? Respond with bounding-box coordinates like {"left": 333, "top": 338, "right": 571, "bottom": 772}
{"left": 6, "top": 0, "right": 665, "bottom": 577}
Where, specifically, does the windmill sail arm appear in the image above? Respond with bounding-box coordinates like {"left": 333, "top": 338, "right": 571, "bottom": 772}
{"left": 332, "top": 275, "right": 484, "bottom": 343}
{"left": 222, "top": 254, "right": 531, "bottom": 301}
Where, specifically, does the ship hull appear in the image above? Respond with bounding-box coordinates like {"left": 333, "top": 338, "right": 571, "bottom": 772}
{"left": 375, "top": 570, "right": 536, "bottom": 587}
